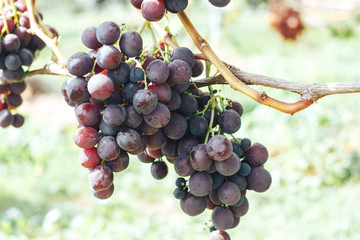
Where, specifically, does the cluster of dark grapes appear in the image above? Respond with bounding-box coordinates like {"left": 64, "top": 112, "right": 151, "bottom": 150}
{"left": 0, "top": 0, "right": 57, "bottom": 128}
{"left": 173, "top": 136, "right": 271, "bottom": 239}
{"left": 63, "top": 19, "right": 271, "bottom": 240}
{"left": 130, "top": 0, "right": 231, "bottom": 22}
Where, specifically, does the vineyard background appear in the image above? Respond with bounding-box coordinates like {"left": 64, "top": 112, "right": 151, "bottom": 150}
{"left": 1, "top": 1, "right": 360, "bottom": 239}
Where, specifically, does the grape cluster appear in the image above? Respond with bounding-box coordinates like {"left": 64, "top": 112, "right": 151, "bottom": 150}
{"left": 130, "top": 0, "right": 231, "bottom": 22}
{"left": 174, "top": 137, "right": 271, "bottom": 239}
{"left": 64, "top": 20, "right": 271, "bottom": 240}
{"left": 0, "top": 0, "right": 57, "bottom": 128}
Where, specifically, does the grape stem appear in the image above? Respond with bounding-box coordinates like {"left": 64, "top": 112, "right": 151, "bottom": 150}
{"left": 137, "top": 20, "right": 149, "bottom": 35}
{"left": 24, "top": 0, "right": 67, "bottom": 67}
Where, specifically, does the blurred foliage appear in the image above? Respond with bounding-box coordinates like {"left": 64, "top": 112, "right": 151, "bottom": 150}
{"left": 0, "top": 0, "right": 360, "bottom": 239}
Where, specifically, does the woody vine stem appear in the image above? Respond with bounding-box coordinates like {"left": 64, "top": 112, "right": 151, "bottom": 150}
{"left": 12, "top": 4, "right": 360, "bottom": 115}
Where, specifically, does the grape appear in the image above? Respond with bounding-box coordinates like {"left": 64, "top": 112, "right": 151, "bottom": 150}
{"left": 228, "top": 174, "right": 247, "bottom": 191}
{"left": 208, "top": 230, "right": 231, "bottom": 240}
{"left": 241, "top": 138, "right": 251, "bottom": 151}
{"left": 0, "top": 109, "right": 13, "bottom": 128}
{"left": 179, "top": 94, "right": 198, "bottom": 115}
{"left": 81, "top": 27, "right": 103, "bottom": 49}
{"left": 14, "top": 2, "right": 27, "bottom": 12}
{"left": 73, "top": 127, "right": 99, "bottom": 149}
{"left": 165, "top": 90, "right": 181, "bottom": 111}
{"left": 231, "top": 141, "right": 244, "bottom": 158}
{"left": 4, "top": 54, "right": 21, "bottom": 71}
{"left": 199, "top": 94, "right": 211, "bottom": 108}
{"left": 145, "top": 129, "right": 165, "bottom": 149}
{"left": 190, "top": 116, "right": 209, "bottom": 136}
{"left": 19, "top": 13, "right": 30, "bottom": 28}
{"left": 151, "top": 161, "right": 168, "bottom": 179}
{"left": 163, "top": 113, "right": 188, "bottom": 140}
{"left": 174, "top": 153, "right": 196, "bottom": 177}
{"left": 88, "top": 74, "right": 114, "bottom": 101}
{"left": 192, "top": 60, "right": 204, "bottom": 77}
{"left": 178, "top": 135, "right": 199, "bottom": 155}
{"left": 122, "top": 82, "right": 143, "bottom": 103}
{"left": 211, "top": 206, "right": 234, "bottom": 231}
{"left": 170, "top": 47, "right": 195, "bottom": 67}
{"left": 130, "top": 0, "right": 143, "bottom": 9}
{"left": 214, "top": 152, "right": 241, "bottom": 176}
{"left": 190, "top": 144, "right": 213, "bottom": 171}
{"left": 238, "top": 161, "right": 251, "bottom": 176}
{"left": 96, "top": 21, "right": 120, "bottom": 45}
{"left": 245, "top": 143, "right": 268, "bottom": 166}
{"left": 7, "top": 93, "right": 22, "bottom": 107}
{"left": 12, "top": 114, "right": 24, "bottom": 128}
{"left": 119, "top": 31, "right": 143, "bottom": 57}
{"left": 124, "top": 105, "right": 143, "bottom": 128}
{"left": 67, "top": 52, "right": 93, "bottom": 77}
{"left": 246, "top": 167, "right": 272, "bottom": 192}
{"left": 145, "top": 148, "right": 163, "bottom": 159}
{"left": 206, "top": 135, "right": 233, "bottom": 161}
{"left": 2, "top": 68, "right": 25, "bottom": 82}
{"left": 161, "top": 138, "right": 179, "bottom": 159}
{"left": 146, "top": 59, "right": 170, "bottom": 84}
{"left": 226, "top": 101, "right": 243, "bottom": 117}
{"left": 133, "top": 89, "right": 158, "bottom": 114}
{"left": 229, "top": 197, "right": 249, "bottom": 217}
{"left": 116, "top": 128, "right": 142, "bottom": 152}
{"left": 129, "top": 67, "right": 145, "bottom": 84}
{"left": 143, "top": 103, "right": 170, "bottom": 128}
{"left": 128, "top": 134, "right": 147, "bottom": 155}
{"left": 103, "top": 104, "right": 127, "bottom": 127}
{"left": 96, "top": 45, "right": 122, "bottom": 70}
{"left": 142, "top": 55, "right": 156, "bottom": 70}
{"left": 97, "top": 136, "right": 121, "bottom": 161}
{"left": 65, "top": 77, "right": 90, "bottom": 104}
{"left": 189, "top": 172, "right": 213, "bottom": 197}
{"left": 141, "top": 0, "right": 166, "bottom": 22}
{"left": 18, "top": 48, "right": 34, "bottom": 66}
{"left": 217, "top": 182, "right": 241, "bottom": 206}
{"left": 91, "top": 184, "right": 114, "bottom": 200}
{"left": 14, "top": 26, "right": 31, "bottom": 47}
{"left": 99, "top": 118, "right": 121, "bottom": 136}
{"left": 168, "top": 59, "right": 192, "bottom": 85}
{"left": 232, "top": 194, "right": 244, "bottom": 207}
{"left": 164, "top": 0, "right": 188, "bottom": 13}
{"left": 138, "top": 151, "right": 155, "bottom": 163}
{"left": 88, "top": 165, "right": 114, "bottom": 191}
{"left": 176, "top": 177, "right": 187, "bottom": 189}
{"left": 218, "top": 109, "right": 241, "bottom": 134}
{"left": 173, "top": 188, "right": 187, "bottom": 199}
{"left": 108, "top": 62, "right": 130, "bottom": 85}
{"left": 209, "top": 0, "right": 231, "bottom": 8}
{"left": 75, "top": 103, "right": 101, "bottom": 127}
{"left": 180, "top": 193, "right": 207, "bottom": 216}
{"left": 79, "top": 147, "right": 101, "bottom": 168}
{"left": 3, "top": 34, "right": 21, "bottom": 52}
{"left": 172, "top": 81, "right": 190, "bottom": 93}
{"left": 103, "top": 90, "right": 123, "bottom": 105}
{"left": 28, "top": 34, "right": 45, "bottom": 51}
{"left": 0, "top": 84, "right": 9, "bottom": 93}
{"left": 148, "top": 82, "right": 172, "bottom": 103}
{"left": 137, "top": 121, "right": 159, "bottom": 135}
{"left": 211, "top": 172, "right": 225, "bottom": 189}
{"left": 209, "top": 189, "right": 222, "bottom": 205}
{"left": 106, "top": 151, "right": 130, "bottom": 172}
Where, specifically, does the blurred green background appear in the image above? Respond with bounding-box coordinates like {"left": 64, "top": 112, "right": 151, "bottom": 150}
{"left": 1, "top": 0, "right": 360, "bottom": 239}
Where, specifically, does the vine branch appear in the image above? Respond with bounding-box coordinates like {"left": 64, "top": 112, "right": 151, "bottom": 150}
{"left": 176, "top": 11, "right": 312, "bottom": 115}
{"left": 25, "top": 0, "right": 67, "bottom": 67}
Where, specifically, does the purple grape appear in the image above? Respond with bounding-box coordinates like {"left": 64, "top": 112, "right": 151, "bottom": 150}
{"left": 18, "top": 48, "right": 34, "bottom": 66}
{"left": 151, "top": 161, "right": 168, "bottom": 179}
{"left": 163, "top": 113, "right": 188, "bottom": 140}
{"left": 190, "top": 144, "right": 213, "bottom": 171}
{"left": 206, "top": 135, "right": 233, "bottom": 161}
{"left": 133, "top": 89, "right": 158, "bottom": 114}
{"left": 214, "top": 152, "right": 241, "bottom": 176}
{"left": 245, "top": 143, "right": 268, "bottom": 167}
{"left": 88, "top": 165, "right": 114, "bottom": 191}
{"left": 143, "top": 103, "right": 170, "bottom": 128}
{"left": 3, "top": 34, "right": 21, "bottom": 52}
{"left": 192, "top": 60, "right": 204, "bottom": 77}
{"left": 75, "top": 103, "right": 101, "bottom": 127}
{"left": 91, "top": 184, "right": 114, "bottom": 200}
{"left": 119, "top": 31, "right": 143, "bottom": 57}
{"left": 103, "top": 104, "right": 127, "bottom": 127}
{"left": 190, "top": 116, "right": 209, "bottom": 136}
{"left": 12, "top": 114, "right": 24, "bottom": 128}
{"left": 164, "top": 0, "right": 188, "bottom": 13}
{"left": 179, "top": 94, "right": 198, "bottom": 115}
{"left": 174, "top": 153, "right": 196, "bottom": 177}
{"left": 96, "top": 21, "right": 120, "bottom": 45}
{"left": 148, "top": 82, "right": 172, "bottom": 103}
{"left": 146, "top": 59, "right": 170, "bottom": 84}
{"left": 82, "top": 27, "right": 103, "bottom": 49}
{"left": 170, "top": 47, "right": 195, "bottom": 67}
{"left": 168, "top": 59, "right": 192, "bottom": 85}
{"left": 211, "top": 206, "right": 234, "bottom": 231}
{"left": 124, "top": 105, "right": 143, "bottom": 128}
{"left": 217, "top": 181, "right": 241, "bottom": 206}
{"left": 246, "top": 167, "right": 272, "bottom": 192}
{"left": 108, "top": 62, "right": 130, "bottom": 85}
{"left": 0, "top": 109, "right": 13, "bottom": 127}
{"left": 145, "top": 129, "right": 166, "bottom": 149}
{"left": 189, "top": 171, "right": 213, "bottom": 197}
{"left": 97, "top": 136, "right": 121, "bottom": 161}
{"left": 116, "top": 128, "right": 142, "bottom": 152}
{"left": 67, "top": 52, "right": 93, "bottom": 77}
{"left": 229, "top": 197, "right": 249, "bottom": 217}
{"left": 218, "top": 109, "right": 241, "bottom": 134}
{"left": 96, "top": 45, "right": 122, "bottom": 70}
{"left": 141, "top": 0, "right": 166, "bottom": 22}
{"left": 66, "top": 77, "right": 91, "bottom": 104}
{"left": 180, "top": 193, "right": 207, "bottom": 216}
{"left": 165, "top": 90, "right": 181, "bottom": 111}
{"left": 87, "top": 74, "right": 114, "bottom": 101}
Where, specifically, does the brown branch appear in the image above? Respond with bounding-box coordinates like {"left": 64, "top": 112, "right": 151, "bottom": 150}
{"left": 193, "top": 67, "right": 360, "bottom": 101}
{"left": 25, "top": 0, "right": 67, "bottom": 67}
{"left": 176, "top": 11, "right": 312, "bottom": 115}
{"left": 27, "top": 62, "right": 71, "bottom": 78}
